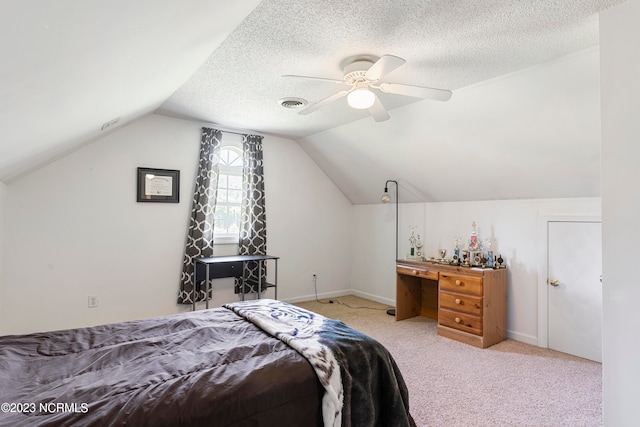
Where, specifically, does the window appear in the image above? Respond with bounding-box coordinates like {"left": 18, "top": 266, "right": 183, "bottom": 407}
{"left": 213, "top": 138, "right": 243, "bottom": 243}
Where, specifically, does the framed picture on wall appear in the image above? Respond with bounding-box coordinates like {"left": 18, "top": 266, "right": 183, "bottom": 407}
{"left": 137, "top": 167, "right": 180, "bottom": 203}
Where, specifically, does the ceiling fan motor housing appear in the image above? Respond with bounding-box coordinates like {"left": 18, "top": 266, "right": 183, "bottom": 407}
{"left": 343, "top": 57, "right": 377, "bottom": 83}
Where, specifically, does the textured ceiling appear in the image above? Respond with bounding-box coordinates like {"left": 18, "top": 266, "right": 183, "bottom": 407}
{"left": 158, "top": 0, "right": 625, "bottom": 138}
{"left": 0, "top": 0, "right": 627, "bottom": 204}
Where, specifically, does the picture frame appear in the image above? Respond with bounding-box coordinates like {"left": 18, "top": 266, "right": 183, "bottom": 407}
{"left": 137, "top": 167, "right": 180, "bottom": 203}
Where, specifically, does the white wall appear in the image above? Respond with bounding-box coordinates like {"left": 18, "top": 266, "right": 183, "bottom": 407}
{"left": 0, "top": 181, "right": 6, "bottom": 335}
{"left": 600, "top": 1, "right": 640, "bottom": 424}
{"left": 265, "top": 135, "right": 353, "bottom": 303}
{"left": 350, "top": 201, "right": 425, "bottom": 305}
{"left": 351, "top": 197, "right": 600, "bottom": 344}
{"left": 2, "top": 114, "right": 351, "bottom": 334}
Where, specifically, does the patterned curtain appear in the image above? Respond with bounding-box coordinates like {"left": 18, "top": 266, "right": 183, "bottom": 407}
{"left": 235, "top": 134, "right": 267, "bottom": 295}
{"left": 177, "top": 128, "right": 222, "bottom": 304}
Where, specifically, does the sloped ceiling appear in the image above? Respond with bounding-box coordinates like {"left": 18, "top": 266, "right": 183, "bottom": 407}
{"left": 298, "top": 48, "right": 603, "bottom": 204}
{"left": 0, "top": 0, "right": 261, "bottom": 182}
{"left": 0, "top": 0, "right": 627, "bottom": 204}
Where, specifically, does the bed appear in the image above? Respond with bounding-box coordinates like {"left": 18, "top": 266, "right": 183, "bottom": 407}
{"left": 0, "top": 299, "right": 415, "bottom": 427}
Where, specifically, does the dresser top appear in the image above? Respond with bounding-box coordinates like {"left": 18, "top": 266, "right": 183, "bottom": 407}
{"left": 396, "top": 259, "right": 506, "bottom": 277}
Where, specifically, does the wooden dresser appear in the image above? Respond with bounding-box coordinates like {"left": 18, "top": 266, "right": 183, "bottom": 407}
{"left": 396, "top": 260, "right": 508, "bottom": 348}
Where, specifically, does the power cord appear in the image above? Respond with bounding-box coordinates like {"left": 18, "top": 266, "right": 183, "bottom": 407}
{"left": 327, "top": 298, "right": 391, "bottom": 311}
{"left": 313, "top": 274, "right": 332, "bottom": 304}
{"left": 313, "top": 274, "right": 393, "bottom": 311}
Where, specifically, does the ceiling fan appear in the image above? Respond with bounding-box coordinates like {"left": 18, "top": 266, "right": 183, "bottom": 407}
{"left": 283, "top": 54, "right": 452, "bottom": 122}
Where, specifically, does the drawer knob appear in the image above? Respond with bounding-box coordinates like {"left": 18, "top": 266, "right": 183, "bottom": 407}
{"left": 455, "top": 280, "right": 462, "bottom": 286}
{"left": 413, "top": 270, "right": 418, "bottom": 275}
{"left": 455, "top": 298, "right": 461, "bottom": 305}
{"left": 455, "top": 317, "right": 461, "bottom": 324}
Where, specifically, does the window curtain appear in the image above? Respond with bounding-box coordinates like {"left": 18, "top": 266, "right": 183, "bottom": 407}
{"left": 177, "top": 127, "right": 222, "bottom": 304}
{"left": 235, "top": 134, "right": 267, "bottom": 295}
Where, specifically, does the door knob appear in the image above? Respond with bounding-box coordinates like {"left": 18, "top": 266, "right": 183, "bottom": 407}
{"left": 549, "top": 279, "right": 560, "bottom": 287}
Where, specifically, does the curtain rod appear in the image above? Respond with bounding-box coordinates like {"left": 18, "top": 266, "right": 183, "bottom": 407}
{"left": 203, "top": 126, "right": 262, "bottom": 137}
{"left": 220, "top": 130, "right": 246, "bottom": 136}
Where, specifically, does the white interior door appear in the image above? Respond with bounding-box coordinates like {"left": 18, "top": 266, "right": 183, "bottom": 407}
{"left": 548, "top": 221, "right": 602, "bottom": 362}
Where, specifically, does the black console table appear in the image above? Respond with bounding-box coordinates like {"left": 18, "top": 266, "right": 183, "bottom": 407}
{"left": 193, "top": 255, "right": 279, "bottom": 311}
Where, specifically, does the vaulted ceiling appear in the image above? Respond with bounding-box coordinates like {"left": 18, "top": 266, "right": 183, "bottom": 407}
{"left": 0, "top": 0, "right": 627, "bottom": 203}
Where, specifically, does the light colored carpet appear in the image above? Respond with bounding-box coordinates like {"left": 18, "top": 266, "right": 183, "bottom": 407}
{"left": 295, "top": 296, "right": 602, "bottom": 427}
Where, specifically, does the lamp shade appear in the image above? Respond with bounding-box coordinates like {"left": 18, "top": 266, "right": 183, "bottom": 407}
{"left": 347, "top": 88, "right": 375, "bottom": 109}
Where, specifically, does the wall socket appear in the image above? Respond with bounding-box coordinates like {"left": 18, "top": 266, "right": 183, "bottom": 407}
{"left": 88, "top": 295, "right": 99, "bottom": 308}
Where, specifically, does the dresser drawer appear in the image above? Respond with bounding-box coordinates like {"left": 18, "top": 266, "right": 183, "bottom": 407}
{"left": 439, "top": 291, "right": 482, "bottom": 316}
{"left": 439, "top": 308, "right": 482, "bottom": 335}
{"left": 439, "top": 274, "right": 482, "bottom": 296}
{"left": 396, "top": 265, "right": 438, "bottom": 281}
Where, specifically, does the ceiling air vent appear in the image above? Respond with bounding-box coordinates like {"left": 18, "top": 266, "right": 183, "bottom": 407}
{"left": 101, "top": 117, "right": 120, "bottom": 131}
{"left": 278, "top": 97, "right": 307, "bottom": 109}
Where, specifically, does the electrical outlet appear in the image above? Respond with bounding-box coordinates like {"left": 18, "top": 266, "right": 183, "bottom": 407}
{"left": 88, "top": 295, "right": 99, "bottom": 308}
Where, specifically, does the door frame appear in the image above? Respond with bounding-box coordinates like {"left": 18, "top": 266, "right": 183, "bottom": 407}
{"left": 537, "top": 214, "right": 601, "bottom": 348}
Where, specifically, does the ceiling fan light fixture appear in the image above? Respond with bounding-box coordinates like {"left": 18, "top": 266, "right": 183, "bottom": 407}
{"left": 347, "top": 88, "right": 375, "bottom": 109}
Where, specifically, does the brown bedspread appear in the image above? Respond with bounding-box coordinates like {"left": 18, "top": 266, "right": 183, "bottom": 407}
{"left": 0, "top": 307, "right": 323, "bottom": 426}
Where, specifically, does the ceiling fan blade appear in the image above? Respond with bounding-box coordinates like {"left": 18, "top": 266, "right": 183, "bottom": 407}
{"left": 364, "top": 55, "right": 406, "bottom": 81}
{"left": 299, "top": 90, "right": 350, "bottom": 115}
{"left": 379, "top": 82, "right": 452, "bottom": 102}
{"left": 369, "top": 95, "right": 390, "bottom": 122}
{"left": 282, "top": 74, "right": 346, "bottom": 85}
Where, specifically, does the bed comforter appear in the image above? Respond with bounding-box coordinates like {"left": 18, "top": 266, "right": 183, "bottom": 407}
{"left": 0, "top": 300, "right": 414, "bottom": 427}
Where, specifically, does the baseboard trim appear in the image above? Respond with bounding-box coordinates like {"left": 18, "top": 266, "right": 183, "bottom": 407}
{"left": 349, "top": 290, "right": 395, "bottom": 307}
{"left": 283, "top": 290, "right": 351, "bottom": 304}
{"left": 507, "top": 330, "right": 538, "bottom": 346}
